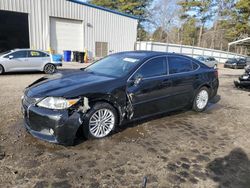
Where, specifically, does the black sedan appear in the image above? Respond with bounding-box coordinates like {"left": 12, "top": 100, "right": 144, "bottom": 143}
{"left": 22, "top": 51, "right": 219, "bottom": 145}
{"left": 224, "top": 58, "right": 246, "bottom": 69}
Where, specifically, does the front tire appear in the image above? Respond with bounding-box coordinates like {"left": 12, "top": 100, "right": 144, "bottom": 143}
{"left": 83, "top": 102, "right": 118, "bottom": 139}
{"left": 44, "top": 63, "right": 56, "bottom": 74}
{"left": 0, "top": 65, "right": 4, "bottom": 75}
{"left": 193, "top": 87, "right": 209, "bottom": 112}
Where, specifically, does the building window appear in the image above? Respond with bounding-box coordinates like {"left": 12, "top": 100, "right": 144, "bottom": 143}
{"left": 95, "top": 42, "right": 108, "bottom": 57}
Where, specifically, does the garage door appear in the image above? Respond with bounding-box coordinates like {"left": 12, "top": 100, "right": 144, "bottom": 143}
{"left": 50, "top": 17, "right": 83, "bottom": 54}
{"left": 0, "top": 10, "right": 29, "bottom": 52}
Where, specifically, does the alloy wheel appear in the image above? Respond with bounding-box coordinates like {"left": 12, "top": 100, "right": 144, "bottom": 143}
{"left": 196, "top": 90, "right": 209, "bottom": 110}
{"left": 45, "top": 64, "right": 55, "bottom": 74}
{"left": 89, "top": 109, "right": 115, "bottom": 138}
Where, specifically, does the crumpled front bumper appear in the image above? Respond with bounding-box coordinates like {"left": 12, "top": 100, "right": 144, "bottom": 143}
{"left": 234, "top": 80, "right": 250, "bottom": 88}
{"left": 22, "top": 100, "right": 83, "bottom": 146}
{"left": 234, "top": 74, "right": 250, "bottom": 89}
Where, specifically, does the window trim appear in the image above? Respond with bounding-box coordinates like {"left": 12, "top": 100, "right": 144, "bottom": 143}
{"left": 28, "top": 50, "right": 48, "bottom": 58}
{"left": 128, "top": 55, "right": 168, "bottom": 81}
{"left": 9, "top": 50, "right": 28, "bottom": 59}
{"left": 128, "top": 55, "right": 201, "bottom": 83}
{"left": 167, "top": 55, "right": 200, "bottom": 75}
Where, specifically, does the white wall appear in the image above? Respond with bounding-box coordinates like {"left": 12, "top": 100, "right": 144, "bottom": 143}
{"left": 0, "top": 0, "right": 138, "bottom": 57}
{"left": 136, "top": 41, "right": 246, "bottom": 63}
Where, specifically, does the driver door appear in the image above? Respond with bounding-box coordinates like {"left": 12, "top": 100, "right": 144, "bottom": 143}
{"left": 5, "top": 50, "right": 29, "bottom": 72}
{"left": 127, "top": 56, "right": 171, "bottom": 118}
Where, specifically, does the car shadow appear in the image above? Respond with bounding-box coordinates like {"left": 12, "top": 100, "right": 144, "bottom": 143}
{"left": 116, "top": 94, "right": 221, "bottom": 134}
{"left": 75, "top": 95, "right": 221, "bottom": 145}
{"left": 206, "top": 148, "right": 250, "bottom": 188}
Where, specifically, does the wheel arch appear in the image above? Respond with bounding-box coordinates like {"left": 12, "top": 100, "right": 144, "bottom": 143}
{"left": 0, "top": 64, "right": 5, "bottom": 73}
{"left": 75, "top": 97, "right": 124, "bottom": 141}
{"left": 198, "top": 84, "right": 212, "bottom": 96}
{"left": 43, "top": 62, "right": 57, "bottom": 74}
{"left": 89, "top": 98, "right": 124, "bottom": 126}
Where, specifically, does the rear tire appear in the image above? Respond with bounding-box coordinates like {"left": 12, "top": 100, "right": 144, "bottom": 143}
{"left": 83, "top": 102, "right": 118, "bottom": 139}
{"left": 0, "top": 65, "right": 4, "bottom": 75}
{"left": 193, "top": 87, "right": 209, "bottom": 112}
{"left": 44, "top": 63, "right": 56, "bottom": 74}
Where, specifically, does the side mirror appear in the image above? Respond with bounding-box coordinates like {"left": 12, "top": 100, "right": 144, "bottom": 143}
{"left": 8, "top": 55, "right": 13, "bottom": 59}
{"left": 134, "top": 76, "right": 143, "bottom": 85}
{"left": 129, "top": 75, "right": 143, "bottom": 87}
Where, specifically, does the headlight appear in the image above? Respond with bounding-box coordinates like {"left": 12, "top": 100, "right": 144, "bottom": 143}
{"left": 243, "top": 75, "right": 249, "bottom": 80}
{"left": 37, "top": 97, "right": 80, "bottom": 110}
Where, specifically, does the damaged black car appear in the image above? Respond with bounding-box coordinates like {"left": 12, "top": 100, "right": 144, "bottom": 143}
{"left": 234, "top": 71, "right": 250, "bottom": 89}
{"left": 22, "top": 51, "right": 219, "bottom": 145}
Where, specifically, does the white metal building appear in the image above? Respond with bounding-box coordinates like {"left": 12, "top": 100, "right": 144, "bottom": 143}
{"left": 0, "top": 0, "right": 138, "bottom": 57}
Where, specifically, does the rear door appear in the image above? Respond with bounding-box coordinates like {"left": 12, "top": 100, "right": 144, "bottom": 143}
{"left": 127, "top": 56, "right": 171, "bottom": 118}
{"left": 166, "top": 56, "right": 198, "bottom": 108}
{"left": 27, "top": 50, "right": 50, "bottom": 71}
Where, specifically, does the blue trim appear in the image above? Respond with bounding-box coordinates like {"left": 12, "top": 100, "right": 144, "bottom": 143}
{"left": 67, "top": 0, "right": 140, "bottom": 20}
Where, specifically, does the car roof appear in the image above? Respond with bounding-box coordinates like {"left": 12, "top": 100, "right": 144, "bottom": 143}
{"left": 13, "top": 49, "right": 46, "bottom": 52}
{"left": 114, "top": 51, "right": 193, "bottom": 60}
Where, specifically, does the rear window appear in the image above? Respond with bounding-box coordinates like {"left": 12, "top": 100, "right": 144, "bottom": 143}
{"left": 28, "top": 51, "right": 49, "bottom": 57}
{"left": 168, "top": 57, "right": 193, "bottom": 74}
{"left": 192, "top": 62, "right": 199, "bottom": 70}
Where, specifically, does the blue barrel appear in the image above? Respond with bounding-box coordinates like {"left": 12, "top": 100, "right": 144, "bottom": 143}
{"left": 63, "top": 50, "right": 71, "bottom": 62}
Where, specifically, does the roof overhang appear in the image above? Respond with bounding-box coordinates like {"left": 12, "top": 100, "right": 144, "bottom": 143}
{"left": 67, "top": 0, "right": 140, "bottom": 20}
{"left": 228, "top": 37, "right": 250, "bottom": 47}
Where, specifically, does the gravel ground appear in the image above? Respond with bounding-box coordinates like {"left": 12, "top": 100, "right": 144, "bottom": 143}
{"left": 0, "top": 63, "right": 250, "bottom": 188}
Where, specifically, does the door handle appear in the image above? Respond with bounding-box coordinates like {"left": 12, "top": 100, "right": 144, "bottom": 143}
{"left": 161, "top": 79, "right": 172, "bottom": 87}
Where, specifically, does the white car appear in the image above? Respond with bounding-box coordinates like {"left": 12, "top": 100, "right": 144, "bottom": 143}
{"left": 196, "top": 56, "right": 218, "bottom": 69}
{"left": 0, "top": 49, "right": 62, "bottom": 74}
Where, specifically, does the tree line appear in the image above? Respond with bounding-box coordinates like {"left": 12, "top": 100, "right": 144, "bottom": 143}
{"left": 89, "top": 0, "right": 250, "bottom": 54}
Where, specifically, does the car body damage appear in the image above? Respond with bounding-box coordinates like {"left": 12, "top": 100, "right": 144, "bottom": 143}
{"left": 126, "top": 92, "right": 135, "bottom": 119}
{"left": 22, "top": 51, "right": 219, "bottom": 145}
{"left": 234, "top": 72, "right": 250, "bottom": 89}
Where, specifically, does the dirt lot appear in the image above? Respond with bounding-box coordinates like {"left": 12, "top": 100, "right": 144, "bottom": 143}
{"left": 0, "top": 63, "right": 250, "bottom": 188}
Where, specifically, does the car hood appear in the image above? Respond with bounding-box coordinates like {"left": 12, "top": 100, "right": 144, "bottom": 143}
{"left": 26, "top": 70, "right": 117, "bottom": 98}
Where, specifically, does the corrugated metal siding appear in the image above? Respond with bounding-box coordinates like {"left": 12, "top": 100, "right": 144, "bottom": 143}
{"left": 0, "top": 0, "right": 138, "bottom": 56}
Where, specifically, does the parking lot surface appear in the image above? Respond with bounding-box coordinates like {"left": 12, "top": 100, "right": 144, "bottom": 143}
{"left": 0, "top": 63, "right": 250, "bottom": 188}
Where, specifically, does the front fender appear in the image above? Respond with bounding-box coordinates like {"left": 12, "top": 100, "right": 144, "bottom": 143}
{"left": 86, "top": 92, "right": 127, "bottom": 125}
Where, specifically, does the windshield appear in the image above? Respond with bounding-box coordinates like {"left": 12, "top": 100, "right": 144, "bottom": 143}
{"left": 228, "top": 58, "right": 237, "bottom": 63}
{"left": 0, "top": 50, "right": 11, "bottom": 56}
{"left": 85, "top": 54, "right": 142, "bottom": 77}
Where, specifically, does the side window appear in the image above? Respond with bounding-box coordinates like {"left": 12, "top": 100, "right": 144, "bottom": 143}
{"left": 28, "top": 51, "right": 47, "bottom": 58}
{"left": 192, "top": 62, "right": 199, "bottom": 70}
{"left": 10, "top": 51, "right": 28, "bottom": 58}
{"left": 168, "top": 57, "right": 193, "bottom": 74}
{"left": 135, "top": 57, "right": 166, "bottom": 78}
